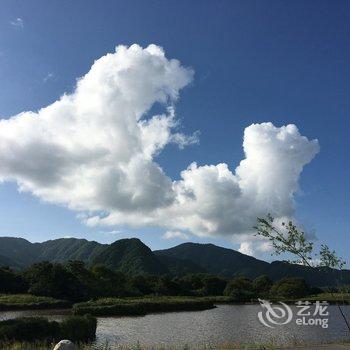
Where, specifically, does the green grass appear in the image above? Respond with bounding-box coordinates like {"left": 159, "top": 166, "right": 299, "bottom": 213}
{"left": 0, "top": 294, "right": 71, "bottom": 310}
{"left": 258, "top": 293, "right": 350, "bottom": 305}
{"left": 73, "top": 296, "right": 215, "bottom": 316}
{"left": 200, "top": 296, "right": 237, "bottom": 303}
{"left": 299, "top": 292, "right": 350, "bottom": 304}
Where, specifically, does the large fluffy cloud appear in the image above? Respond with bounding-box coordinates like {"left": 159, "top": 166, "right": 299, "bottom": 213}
{"left": 0, "top": 44, "right": 320, "bottom": 254}
{"left": 0, "top": 44, "right": 195, "bottom": 212}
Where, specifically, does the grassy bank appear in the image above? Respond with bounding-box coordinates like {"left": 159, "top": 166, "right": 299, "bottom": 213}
{"left": 0, "top": 294, "right": 71, "bottom": 311}
{"left": 0, "top": 315, "right": 97, "bottom": 344}
{"left": 73, "top": 296, "right": 215, "bottom": 316}
{"left": 0, "top": 293, "right": 348, "bottom": 313}
{"left": 300, "top": 293, "right": 350, "bottom": 304}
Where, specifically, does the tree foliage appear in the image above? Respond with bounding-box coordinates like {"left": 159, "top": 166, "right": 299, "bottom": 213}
{"left": 255, "top": 214, "right": 345, "bottom": 269}
{"left": 224, "top": 276, "right": 255, "bottom": 301}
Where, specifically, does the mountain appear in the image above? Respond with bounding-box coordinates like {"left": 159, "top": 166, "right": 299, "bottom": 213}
{"left": 0, "top": 237, "right": 40, "bottom": 267}
{"left": 0, "top": 254, "right": 22, "bottom": 269}
{"left": 0, "top": 237, "right": 106, "bottom": 268}
{"left": 91, "top": 238, "right": 169, "bottom": 276}
{"left": 36, "top": 238, "right": 107, "bottom": 264}
{"left": 0, "top": 236, "right": 349, "bottom": 286}
{"left": 156, "top": 254, "right": 207, "bottom": 275}
{"left": 0, "top": 237, "right": 206, "bottom": 275}
{"left": 155, "top": 242, "right": 350, "bottom": 286}
{"left": 0, "top": 236, "right": 203, "bottom": 276}
{"left": 155, "top": 243, "right": 270, "bottom": 277}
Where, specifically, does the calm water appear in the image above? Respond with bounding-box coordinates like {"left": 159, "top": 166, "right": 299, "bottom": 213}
{"left": 1, "top": 305, "right": 350, "bottom": 348}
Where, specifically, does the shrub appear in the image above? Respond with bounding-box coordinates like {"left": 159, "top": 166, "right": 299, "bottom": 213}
{"left": 0, "top": 318, "right": 60, "bottom": 342}
{"left": 73, "top": 297, "right": 215, "bottom": 316}
{"left": 59, "top": 315, "right": 97, "bottom": 342}
{"left": 0, "top": 315, "right": 96, "bottom": 343}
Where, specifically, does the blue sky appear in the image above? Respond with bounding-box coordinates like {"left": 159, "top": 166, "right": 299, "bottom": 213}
{"left": 0, "top": 1, "right": 349, "bottom": 261}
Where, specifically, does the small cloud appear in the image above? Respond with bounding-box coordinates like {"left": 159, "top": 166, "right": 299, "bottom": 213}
{"left": 238, "top": 242, "right": 254, "bottom": 256}
{"left": 237, "top": 238, "right": 273, "bottom": 257}
{"left": 171, "top": 130, "right": 200, "bottom": 149}
{"left": 99, "top": 229, "right": 122, "bottom": 236}
{"left": 10, "top": 18, "right": 24, "bottom": 29}
{"left": 162, "top": 230, "right": 189, "bottom": 240}
{"left": 63, "top": 235, "right": 73, "bottom": 239}
{"left": 44, "top": 72, "right": 55, "bottom": 83}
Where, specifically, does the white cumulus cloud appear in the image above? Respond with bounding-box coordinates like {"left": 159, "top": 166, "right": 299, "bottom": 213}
{"left": 162, "top": 230, "right": 189, "bottom": 240}
{"left": 0, "top": 44, "right": 320, "bottom": 254}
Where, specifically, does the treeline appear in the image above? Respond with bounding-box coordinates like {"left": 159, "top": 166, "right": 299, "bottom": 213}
{"left": 0, "top": 261, "right": 323, "bottom": 302}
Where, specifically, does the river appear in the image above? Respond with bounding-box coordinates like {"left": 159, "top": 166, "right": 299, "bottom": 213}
{"left": 1, "top": 304, "right": 350, "bottom": 348}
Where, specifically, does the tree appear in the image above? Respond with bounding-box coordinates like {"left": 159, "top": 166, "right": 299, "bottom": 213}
{"left": 24, "top": 261, "right": 85, "bottom": 301}
{"left": 178, "top": 274, "right": 204, "bottom": 294}
{"left": 223, "top": 276, "right": 255, "bottom": 301}
{"left": 126, "top": 275, "right": 156, "bottom": 296}
{"left": 252, "top": 275, "right": 272, "bottom": 295}
{"left": 255, "top": 214, "right": 350, "bottom": 332}
{"left": 0, "top": 267, "right": 27, "bottom": 294}
{"left": 255, "top": 215, "right": 314, "bottom": 266}
{"left": 154, "top": 275, "right": 180, "bottom": 295}
{"left": 91, "top": 265, "right": 127, "bottom": 297}
{"left": 271, "top": 277, "right": 310, "bottom": 298}
{"left": 201, "top": 276, "right": 227, "bottom": 296}
{"left": 65, "top": 260, "right": 99, "bottom": 299}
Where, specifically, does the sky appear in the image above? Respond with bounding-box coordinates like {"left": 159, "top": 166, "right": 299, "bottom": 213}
{"left": 0, "top": 0, "right": 349, "bottom": 262}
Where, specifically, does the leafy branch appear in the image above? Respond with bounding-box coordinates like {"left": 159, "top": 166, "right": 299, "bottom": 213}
{"left": 319, "top": 244, "right": 345, "bottom": 269}
{"left": 254, "top": 214, "right": 344, "bottom": 270}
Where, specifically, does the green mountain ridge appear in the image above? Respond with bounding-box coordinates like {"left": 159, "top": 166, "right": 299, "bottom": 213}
{"left": 0, "top": 236, "right": 203, "bottom": 276}
{"left": 154, "top": 242, "right": 271, "bottom": 277}
{"left": 0, "top": 236, "right": 349, "bottom": 286}
{"left": 155, "top": 242, "right": 350, "bottom": 286}
{"left": 92, "top": 238, "right": 168, "bottom": 275}
{"left": 0, "top": 237, "right": 106, "bottom": 268}
{"left": 37, "top": 238, "right": 107, "bottom": 264}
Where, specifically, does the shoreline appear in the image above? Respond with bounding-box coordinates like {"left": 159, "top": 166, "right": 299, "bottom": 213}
{"left": 0, "top": 294, "right": 349, "bottom": 313}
